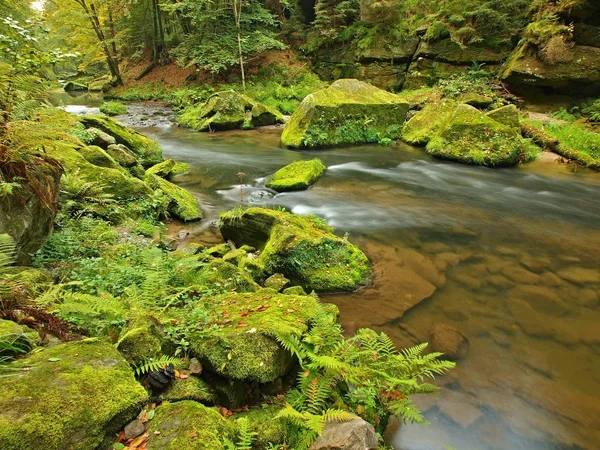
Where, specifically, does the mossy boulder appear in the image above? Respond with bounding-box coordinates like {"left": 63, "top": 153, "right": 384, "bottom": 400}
{"left": 99, "top": 101, "right": 127, "bottom": 116}
{"left": 106, "top": 144, "right": 138, "bottom": 168}
{"left": 189, "top": 291, "right": 322, "bottom": 383}
{"left": 116, "top": 316, "right": 164, "bottom": 365}
{"left": 263, "top": 273, "right": 290, "bottom": 292}
{"left": 146, "top": 401, "right": 235, "bottom": 450}
{"left": 402, "top": 99, "right": 457, "bottom": 145}
{"left": 220, "top": 208, "right": 371, "bottom": 292}
{"left": 222, "top": 247, "right": 248, "bottom": 266}
{"left": 178, "top": 91, "right": 284, "bottom": 131}
{"left": 0, "top": 338, "right": 148, "bottom": 450}
{"left": 88, "top": 76, "right": 111, "bottom": 92}
{"left": 193, "top": 259, "right": 259, "bottom": 293}
{"left": 64, "top": 81, "right": 87, "bottom": 92}
{"left": 146, "top": 158, "right": 189, "bottom": 179}
{"left": 146, "top": 174, "right": 202, "bottom": 221}
{"left": 265, "top": 159, "right": 327, "bottom": 192}
{"left": 457, "top": 93, "right": 494, "bottom": 109}
{"left": 157, "top": 376, "right": 212, "bottom": 404}
{"left": 282, "top": 285, "right": 307, "bottom": 296}
{"left": 48, "top": 144, "right": 152, "bottom": 200}
{"left": 88, "top": 127, "right": 117, "bottom": 148}
{"left": 81, "top": 115, "right": 162, "bottom": 167}
{"left": 0, "top": 319, "right": 40, "bottom": 358}
{"left": 281, "top": 79, "right": 409, "bottom": 148}
{"left": 233, "top": 404, "right": 286, "bottom": 449}
{"left": 486, "top": 104, "right": 520, "bottom": 131}
{"left": 425, "top": 104, "right": 528, "bottom": 167}
{"left": 77, "top": 145, "right": 122, "bottom": 169}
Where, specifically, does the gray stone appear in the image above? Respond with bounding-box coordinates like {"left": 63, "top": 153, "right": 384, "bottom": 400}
{"left": 106, "top": 144, "right": 137, "bottom": 167}
{"left": 189, "top": 357, "right": 203, "bottom": 375}
{"left": 89, "top": 127, "right": 116, "bottom": 148}
{"left": 123, "top": 419, "right": 146, "bottom": 440}
{"left": 310, "top": 418, "right": 378, "bottom": 450}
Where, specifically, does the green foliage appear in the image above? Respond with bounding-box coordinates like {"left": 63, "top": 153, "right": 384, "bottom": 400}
{"left": 134, "top": 355, "right": 180, "bottom": 377}
{"left": 54, "top": 292, "right": 128, "bottom": 336}
{"left": 582, "top": 100, "right": 600, "bottom": 123}
{"left": 224, "top": 417, "right": 257, "bottom": 450}
{"left": 532, "top": 121, "right": 600, "bottom": 169}
{"left": 424, "top": 21, "right": 450, "bottom": 42}
{"left": 99, "top": 101, "right": 128, "bottom": 116}
{"left": 0, "top": 234, "right": 16, "bottom": 270}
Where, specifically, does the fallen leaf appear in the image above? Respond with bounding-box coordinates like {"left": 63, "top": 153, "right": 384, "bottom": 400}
{"left": 236, "top": 321, "right": 248, "bottom": 328}
{"left": 147, "top": 409, "right": 155, "bottom": 420}
{"left": 116, "top": 430, "right": 125, "bottom": 443}
{"left": 190, "top": 432, "right": 198, "bottom": 439}
{"left": 48, "top": 357, "right": 61, "bottom": 362}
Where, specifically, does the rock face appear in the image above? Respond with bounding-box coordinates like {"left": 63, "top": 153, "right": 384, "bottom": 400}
{"left": 219, "top": 207, "right": 371, "bottom": 292}
{"left": 265, "top": 159, "right": 327, "bottom": 192}
{"left": 0, "top": 338, "right": 148, "bottom": 450}
{"left": 403, "top": 102, "right": 531, "bottom": 167}
{"left": 190, "top": 291, "right": 321, "bottom": 383}
{"left": 430, "top": 323, "right": 469, "bottom": 361}
{"left": 178, "top": 91, "right": 284, "bottom": 131}
{"left": 309, "top": 418, "right": 378, "bottom": 450}
{"left": 281, "top": 79, "right": 409, "bottom": 148}
{"left": 146, "top": 401, "right": 234, "bottom": 450}
{"left": 0, "top": 154, "right": 62, "bottom": 264}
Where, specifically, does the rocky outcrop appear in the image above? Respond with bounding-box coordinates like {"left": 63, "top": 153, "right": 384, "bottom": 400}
{"left": 219, "top": 207, "right": 371, "bottom": 292}
{"left": 281, "top": 79, "right": 409, "bottom": 148}
{"left": 265, "top": 159, "right": 326, "bottom": 192}
{"left": 178, "top": 91, "right": 284, "bottom": 131}
{"left": 0, "top": 338, "right": 148, "bottom": 450}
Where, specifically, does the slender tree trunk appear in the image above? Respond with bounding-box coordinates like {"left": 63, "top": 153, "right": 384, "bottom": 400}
{"left": 233, "top": 0, "right": 245, "bottom": 90}
{"left": 108, "top": 9, "right": 119, "bottom": 61}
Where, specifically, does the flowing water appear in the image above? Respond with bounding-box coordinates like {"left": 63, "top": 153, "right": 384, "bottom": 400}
{"left": 58, "top": 94, "right": 600, "bottom": 450}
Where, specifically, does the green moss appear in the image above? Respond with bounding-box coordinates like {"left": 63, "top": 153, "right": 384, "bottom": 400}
{"left": 190, "top": 291, "right": 322, "bottom": 382}
{"left": 220, "top": 208, "right": 371, "bottom": 292}
{"left": 456, "top": 93, "right": 494, "bottom": 109}
{"left": 146, "top": 401, "right": 234, "bottom": 450}
{"left": 106, "top": 144, "right": 138, "bottom": 168}
{"left": 207, "top": 243, "right": 231, "bottom": 258}
{"left": 193, "top": 259, "right": 259, "bottom": 294}
{"left": 99, "top": 101, "right": 128, "bottom": 116}
{"left": 146, "top": 174, "right": 202, "bottom": 221}
{"left": 0, "top": 338, "right": 148, "bottom": 450}
{"left": 80, "top": 115, "right": 162, "bottom": 167}
{"left": 214, "top": 379, "right": 248, "bottom": 409}
{"left": 116, "top": 316, "right": 164, "bottom": 365}
{"left": 402, "top": 100, "right": 457, "bottom": 145}
{"left": 486, "top": 104, "right": 520, "bottom": 130}
{"left": 47, "top": 144, "right": 152, "bottom": 200}
{"left": 88, "top": 76, "right": 111, "bottom": 92}
{"left": 281, "top": 79, "right": 409, "bottom": 148}
{"left": 222, "top": 248, "right": 248, "bottom": 266}
{"left": 77, "top": 145, "right": 122, "bottom": 170}
{"left": 424, "top": 21, "right": 450, "bottom": 42}
{"left": 157, "top": 376, "right": 213, "bottom": 403}
{"left": 426, "top": 104, "right": 527, "bottom": 167}
{"left": 263, "top": 273, "right": 290, "bottom": 292}
{"left": 146, "top": 159, "right": 189, "bottom": 179}
{"left": 178, "top": 91, "right": 284, "bottom": 132}
{"left": 265, "top": 159, "right": 326, "bottom": 192}
{"left": 233, "top": 403, "right": 286, "bottom": 449}
{"left": 282, "top": 285, "right": 307, "bottom": 296}
{"left": 0, "top": 319, "right": 40, "bottom": 357}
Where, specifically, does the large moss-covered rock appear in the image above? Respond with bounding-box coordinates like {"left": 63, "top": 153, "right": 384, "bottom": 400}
{"left": 77, "top": 145, "right": 122, "bottom": 169}
{"left": 190, "top": 258, "right": 259, "bottom": 293}
{"left": 0, "top": 319, "right": 40, "bottom": 358}
{"left": 402, "top": 99, "right": 457, "bottom": 145}
{"left": 233, "top": 404, "right": 286, "bottom": 449}
{"left": 145, "top": 158, "right": 189, "bottom": 179}
{"left": 48, "top": 144, "right": 152, "bottom": 200}
{"left": 265, "top": 159, "right": 326, "bottom": 192}
{"left": 178, "top": 91, "right": 284, "bottom": 131}
{"left": 220, "top": 208, "right": 371, "bottom": 292}
{"left": 146, "top": 401, "right": 234, "bottom": 450}
{"left": 281, "top": 79, "right": 409, "bottom": 148}
{"left": 116, "top": 315, "right": 164, "bottom": 365}
{"left": 157, "top": 376, "right": 212, "bottom": 404}
{"left": 189, "top": 291, "right": 322, "bottom": 383}
{"left": 80, "top": 115, "right": 163, "bottom": 166}
{"left": 106, "top": 144, "right": 138, "bottom": 168}
{"left": 146, "top": 174, "right": 202, "bottom": 221}
{"left": 486, "top": 104, "right": 520, "bottom": 130}
{"left": 0, "top": 338, "right": 148, "bottom": 450}
{"left": 0, "top": 155, "right": 62, "bottom": 264}
{"left": 425, "top": 104, "right": 528, "bottom": 167}
{"left": 502, "top": 45, "right": 600, "bottom": 96}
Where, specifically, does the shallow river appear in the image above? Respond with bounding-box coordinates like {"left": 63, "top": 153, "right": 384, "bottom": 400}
{"left": 59, "top": 94, "right": 600, "bottom": 450}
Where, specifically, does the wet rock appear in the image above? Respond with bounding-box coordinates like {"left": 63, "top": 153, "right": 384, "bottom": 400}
{"left": 506, "top": 299, "right": 554, "bottom": 337}
{"left": 396, "top": 248, "right": 446, "bottom": 288}
{"left": 441, "top": 305, "right": 468, "bottom": 322}
{"left": 309, "top": 418, "right": 378, "bottom": 450}
{"left": 266, "top": 159, "right": 326, "bottom": 192}
{"left": 519, "top": 255, "right": 552, "bottom": 273}
{"left": 106, "top": 143, "right": 138, "bottom": 168}
{"left": 430, "top": 324, "right": 469, "bottom": 361}
{"left": 189, "top": 357, "right": 203, "bottom": 375}
{"left": 0, "top": 339, "right": 148, "bottom": 449}
{"left": 437, "top": 389, "right": 484, "bottom": 429}
{"left": 453, "top": 272, "right": 482, "bottom": 290}
{"left": 281, "top": 79, "right": 409, "bottom": 148}
{"left": 510, "top": 285, "right": 569, "bottom": 316}
{"left": 124, "top": 419, "right": 146, "bottom": 440}
{"left": 578, "top": 288, "right": 598, "bottom": 307}
{"left": 556, "top": 266, "right": 600, "bottom": 285}
{"left": 502, "top": 266, "right": 540, "bottom": 284}
{"left": 539, "top": 271, "right": 562, "bottom": 287}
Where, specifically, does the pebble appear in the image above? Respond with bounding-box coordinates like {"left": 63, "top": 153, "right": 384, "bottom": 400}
{"left": 124, "top": 419, "right": 146, "bottom": 440}
{"left": 556, "top": 266, "right": 600, "bottom": 285}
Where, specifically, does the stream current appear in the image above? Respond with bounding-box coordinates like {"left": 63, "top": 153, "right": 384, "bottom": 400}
{"left": 58, "top": 93, "right": 600, "bottom": 450}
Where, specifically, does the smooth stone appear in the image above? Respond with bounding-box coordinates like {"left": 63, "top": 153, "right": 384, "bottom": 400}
{"left": 578, "top": 288, "right": 599, "bottom": 307}
{"left": 502, "top": 266, "right": 541, "bottom": 285}
{"left": 510, "top": 285, "right": 569, "bottom": 316}
{"left": 496, "top": 246, "right": 522, "bottom": 256}
{"left": 539, "top": 271, "right": 563, "bottom": 287}
{"left": 453, "top": 272, "right": 482, "bottom": 290}
{"left": 437, "top": 390, "right": 484, "bottom": 429}
{"left": 430, "top": 324, "right": 469, "bottom": 361}
{"left": 506, "top": 299, "right": 555, "bottom": 338}
{"left": 557, "top": 266, "right": 600, "bottom": 285}
{"left": 124, "top": 419, "right": 146, "bottom": 440}
{"left": 441, "top": 305, "right": 469, "bottom": 322}
{"left": 487, "top": 274, "right": 514, "bottom": 289}
{"left": 519, "top": 255, "right": 552, "bottom": 273}
{"left": 310, "top": 418, "right": 378, "bottom": 450}
{"left": 189, "top": 358, "right": 203, "bottom": 375}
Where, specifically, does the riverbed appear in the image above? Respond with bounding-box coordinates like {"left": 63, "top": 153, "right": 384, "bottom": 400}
{"left": 59, "top": 93, "right": 600, "bottom": 450}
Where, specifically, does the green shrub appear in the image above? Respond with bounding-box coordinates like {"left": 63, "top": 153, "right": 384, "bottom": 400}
{"left": 424, "top": 20, "right": 450, "bottom": 42}
{"left": 99, "top": 101, "right": 128, "bottom": 116}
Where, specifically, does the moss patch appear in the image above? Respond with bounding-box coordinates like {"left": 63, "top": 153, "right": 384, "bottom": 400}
{"left": 99, "top": 101, "right": 128, "bottom": 116}
{"left": 106, "top": 144, "right": 138, "bottom": 168}
{"left": 189, "top": 291, "right": 321, "bottom": 382}
{"left": 265, "top": 159, "right": 326, "bottom": 192}
{"left": 486, "top": 104, "right": 521, "bottom": 130}
{"left": 0, "top": 319, "right": 40, "bottom": 358}
{"left": 157, "top": 376, "right": 212, "bottom": 404}
{"left": 116, "top": 315, "right": 164, "bottom": 365}
{"left": 178, "top": 91, "right": 284, "bottom": 132}
{"left": 146, "top": 401, "right": 234, "bottom": 450}
{"left": 281, "top": 79, "right": 409, "bottom": 148}
{"left": 0, "top": 338, "right": 148, "bottom": 450}
{"left": 77, "top": 145, "right": 122, "bottom": 170}
{"left": 146, "top": 159, "right": 189, "bottom": 179}
{"left": 146, "top": 174, "right": 202, "bottom": 221}
{"left": 233, "top": 403, "right": 286, "bottom": 449}
{"left": 402, "top": 100, "right": 457, "bottom": 145}
{"left": 80, "top": 115, "right": 162, "bottom": 167}
{"left": 219, "top": 208, "right": 371, "bottom": 292}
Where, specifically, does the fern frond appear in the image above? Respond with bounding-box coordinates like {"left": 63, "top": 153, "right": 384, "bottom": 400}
{"left": 321, "top": 408, "right": 358, "bottom": 423}
{"left": 232, "top": 417, "right": 256, "bottom": 450}
{"left": 134, "top": 355, "right": 180, "bottom": 377}
{"left": 0, "top": 234, "right": 16, "bottom": 270}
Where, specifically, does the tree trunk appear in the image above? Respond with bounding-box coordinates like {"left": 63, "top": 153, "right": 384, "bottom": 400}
{"left": 233, "top": 0, "right": 245, "bottom": 90}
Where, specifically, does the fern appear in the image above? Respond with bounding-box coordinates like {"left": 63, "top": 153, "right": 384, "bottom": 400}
{"left": 232, "top": 417, "right": 256, "bottom": 450}
{"left": 134, "top": 355, "right": 180, "bottom": 377}
{"left": 0, "top": 234, "right": 16, "bottom": 270}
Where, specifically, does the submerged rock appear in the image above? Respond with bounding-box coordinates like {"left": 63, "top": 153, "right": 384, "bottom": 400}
{"left": 266, "top": 158, "right": 327, "bottom": 192}
{"left": 189, "top": 291, "right": 323, "bottom": 383}
{"left": 281, "top": 79, "right": 409, "bottom": 148}
{"left": 0, "top": 338, "right": 148, "bottom": 450}
{"left": 178, "top": 90, "right": 284, "bottom": 131}
{"left": 219, "top": 207, "right": 371, "bottom": 292}
{"left": 146, "top": 401, "right": 235, "bottom": 450}
{"left": 430, "top": 323, "right": 469, "bottom": 361}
